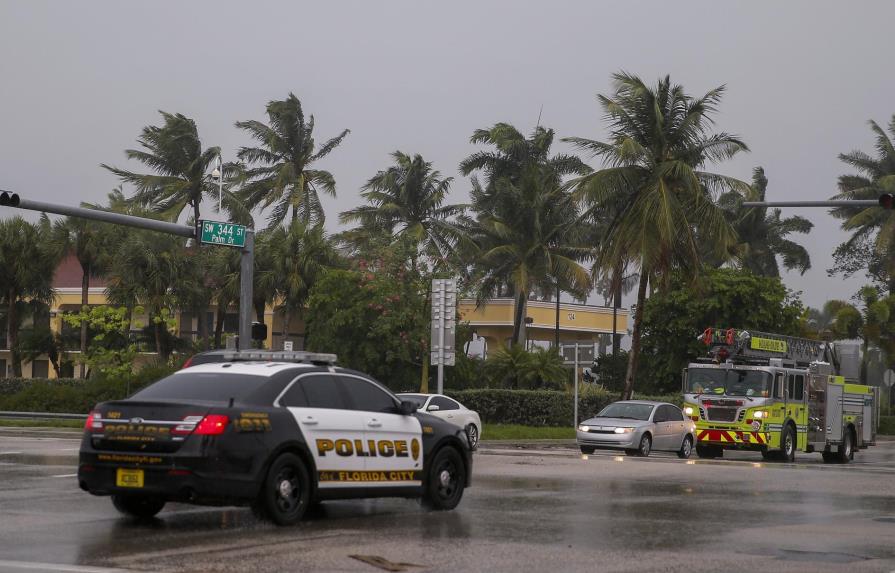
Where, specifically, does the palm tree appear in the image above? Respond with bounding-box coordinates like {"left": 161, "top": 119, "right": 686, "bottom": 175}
{"left": 49, "top": 217, "right": 114, "bottom": 377}
{"left": 462, "top": 167, "right": 592, "bottom": 346}
{"left": 105, "top": 231, "right": 187, "bottom": 359}
{"left": 268, "top": 221, "right": 341, "bottom": 348}
{"left": 0, "top": 216, "right": 59, "bottom": 376}
{"left": 102, "top": 112, "right": 221, "bottom": 225}
{"left": 566, "top": 72, "right": 749, "bottom": 400}
{"left": 717, "top": 167, "right": 812, "bottom": 276}
{"left": 340, "top": 151, "right": 465, "bottom": 270}
{"left": 236, "top": 93, "right": 349, "bottom": 227}
{"left": 829, "top": 115, "right": 895, "bottom": 293}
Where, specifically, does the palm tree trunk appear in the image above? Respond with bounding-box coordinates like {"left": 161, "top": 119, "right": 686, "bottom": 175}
{"left": 154, "top": 319, "right": 164, "bottom": 359}
{"left": 197, "top": 305, "right": 210, "bottom": 350}
{"left": 621, "top": 272, "right": 649, "bottom": 400}
{"left": 214, "top": 303, "right": 225, "bottom": 349}
{"left": 612, "top": 264, "right": 622, "bottom": 356}
{"left": 512, "top": 288, "right": 528, "bottom": 347}
{"left": 282, "top": 307, "right": 291, "bottom": 350}
{"left": 7, "top": 291, "right": 20, "bottom": 377}
{"left": 79, "top": 267, "right": 89, "bottom": 378}
{"left": 554, "top": 284, "right": 560, "bottom": 349}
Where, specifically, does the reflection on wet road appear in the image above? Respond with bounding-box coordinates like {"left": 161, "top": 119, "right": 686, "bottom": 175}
{"left": 1, "top": 429, "right": 894, "bottom": 572}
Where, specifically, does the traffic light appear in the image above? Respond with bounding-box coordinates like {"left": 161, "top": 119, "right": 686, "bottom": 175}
{"left": 0, "top": 191, "right": 20, "bottom": 207}
{"left": 879, "top": 194, "right": 894, "bottom": 209}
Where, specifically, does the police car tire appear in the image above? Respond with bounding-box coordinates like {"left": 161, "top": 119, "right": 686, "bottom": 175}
{"left": 423, "top": 446, "right": 466, "bottom": 511}
{"left": 260, "top": 453, "right": 311, "bottom": 526}
{"left": 111, "top": 494, "right": 165, "bottom": 519}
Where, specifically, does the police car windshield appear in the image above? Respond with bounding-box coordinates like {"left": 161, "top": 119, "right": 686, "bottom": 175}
{"left": 595, "top": 403, "right": 654, "bottom": 421}
{"left": 687, "top": 369, "right": 771, "bottom": 397}
{"left": 132, "top": 372, "right": 270, "bottom": 402}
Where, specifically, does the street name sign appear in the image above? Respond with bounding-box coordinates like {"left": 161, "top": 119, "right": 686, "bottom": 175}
{"left": 200, "top": 220, "right": 246, "bottom": 247}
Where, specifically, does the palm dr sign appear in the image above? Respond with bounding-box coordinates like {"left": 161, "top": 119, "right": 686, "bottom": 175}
{"left": 199, "top": 220, "right": 246, "bottom": 247}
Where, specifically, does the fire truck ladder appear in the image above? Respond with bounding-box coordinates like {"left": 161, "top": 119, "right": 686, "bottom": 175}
{"left": 701, "top": 328, "right": 834, "bottom": 368}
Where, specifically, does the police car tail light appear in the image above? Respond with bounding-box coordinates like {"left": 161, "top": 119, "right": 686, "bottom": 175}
{"left": 194, "top": 415, "right": 229, "bottom": 436}
{"left": 85, "top": 411, "right": 103, "bottom": 433}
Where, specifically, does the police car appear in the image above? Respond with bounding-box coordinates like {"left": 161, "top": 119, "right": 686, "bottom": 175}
{"left": 77, "top": 351, "right": 472, "bottom": 525}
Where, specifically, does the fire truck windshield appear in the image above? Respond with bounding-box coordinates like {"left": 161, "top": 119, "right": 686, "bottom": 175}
{"left": 686, "top": 369, "right": 771, "bottom": 397}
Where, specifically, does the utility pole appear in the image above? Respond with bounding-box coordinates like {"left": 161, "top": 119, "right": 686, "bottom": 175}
{"left": 0, "top": 190, "right": 255, "bottom": 351}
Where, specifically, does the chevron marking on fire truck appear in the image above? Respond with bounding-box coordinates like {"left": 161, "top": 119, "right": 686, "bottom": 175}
{"left": 697, "top": 429, "right": 767, "bottom": 444}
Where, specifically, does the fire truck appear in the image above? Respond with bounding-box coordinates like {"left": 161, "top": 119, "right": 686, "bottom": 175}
{"left": 682, "top": 328, "right": 879, "bottom": 463}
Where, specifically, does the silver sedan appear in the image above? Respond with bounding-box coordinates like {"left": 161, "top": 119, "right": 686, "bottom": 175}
{"left": 576, "top": 400, "right": 696, "bottom": 458}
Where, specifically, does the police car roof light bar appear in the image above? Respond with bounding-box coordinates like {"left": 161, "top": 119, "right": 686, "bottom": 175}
{"left": 221, "top": 350, "right": 338, "bottom": 365}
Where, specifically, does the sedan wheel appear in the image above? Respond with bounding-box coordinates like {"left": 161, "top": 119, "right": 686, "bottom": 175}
{"left": 637, "top": 434, "right": 652, "bottom": 457}
{"left": 677, "top": 435, "right": 693, "bottom": 459}
{"left": 466, "top": 424, "right": 479, "bottom": 450}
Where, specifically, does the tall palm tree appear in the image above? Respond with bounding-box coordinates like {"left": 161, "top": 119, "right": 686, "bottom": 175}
{"left": 268, "top": 221, "right": 341, "bottom": 348}
{"left": 49, "top": 216, "right": 114, "bottom": 377}
{"left": 718, "top": 167, "right": 813, "bottom": 276}
{"left": 340, "top": 151, "right": 465, "bottom": 270}
{"left": 0, "top": 216, "right": 59, "bottom": 376}
{"left": 462, "top": 167, "right": 591, "bottom": 345}
{"left": 566, "top": 72, "right": 749, "bottom": 400}
{"left": 829, "top": 115, "right": 895, "bottom": 293}
{"left": 102, "top": 112, "right": 221, "bottom": 225}
{"left": 236, "top": 93, "right": 349, "bottom": 227}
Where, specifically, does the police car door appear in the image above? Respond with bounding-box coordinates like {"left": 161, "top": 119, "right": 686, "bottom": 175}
{"left": 340, "top": 375, "right": 423, "bottom": 487}
{"left": 277, "top": 373, "right": 366, "bottom": 486}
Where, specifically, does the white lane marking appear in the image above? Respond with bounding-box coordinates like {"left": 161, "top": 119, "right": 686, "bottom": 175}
{"left": 0, "top": 451, "right": 24, "bottom": 455}
{"left": 49, "top": 473, "right": 78, "bottom": 478}
{"left": 0, "top": 560, "right": 134, "bottom": 572}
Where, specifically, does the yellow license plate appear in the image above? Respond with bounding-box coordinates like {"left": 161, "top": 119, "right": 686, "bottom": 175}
{"left": 116, "top": 468, "right": 144, "bottom": 488}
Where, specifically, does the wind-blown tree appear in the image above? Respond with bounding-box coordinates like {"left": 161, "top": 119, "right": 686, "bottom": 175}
{"left": 269, "top": 221, "right": 342, "bottom": 347}
{"left": 462, "top": 167, "right": 592, "bottom": 345}
{"left": 340, "top": 152, "right": 465, "bottom": 270}
{"left": 0, "top": 216, "right": 59, "bottom": 376}
{"left": 459, "top": 123, "right": 591, "bottom": 343}
{"left": 106, "top": 231, "right": 187, "bottom": 359}
{"left": 49, "top": 216, "right": 115, "bottom": 377}
{"left": 566, "top": 72, "right": 749, "bottom": 400}
{"left": 236, "top": 93, "right": 349, "bottom": 227}
{"left": 829, "top": 115, "right": 895, "bottom": 293}
{"left": 102, "top": 112, "right": 221, "bottom": 224}
{"left": 717, "top": 167, "right": 813, "bottom": 276}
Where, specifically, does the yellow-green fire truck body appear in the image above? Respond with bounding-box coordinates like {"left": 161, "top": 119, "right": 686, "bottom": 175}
{"left": 681, "top": 328, "right": 879, "bottom": 463}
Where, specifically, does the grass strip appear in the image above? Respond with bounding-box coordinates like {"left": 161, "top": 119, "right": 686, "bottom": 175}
{"left": 482, "top": 424, "right": 575, "bottom": 441}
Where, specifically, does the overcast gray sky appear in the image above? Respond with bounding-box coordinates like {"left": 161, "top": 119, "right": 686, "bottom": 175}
{"left": 2, "top": 0, "right": 894, "bottom": 309}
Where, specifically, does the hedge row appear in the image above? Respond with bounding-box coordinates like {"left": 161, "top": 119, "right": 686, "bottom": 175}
{"left": 880, "top": 416, "right": 895, "bottom": 436}
{"left": 445, "top": 389, "right": 682, "bottom": 427}
{"left": 0, "top": 366, "right": 174, "bottom": 414}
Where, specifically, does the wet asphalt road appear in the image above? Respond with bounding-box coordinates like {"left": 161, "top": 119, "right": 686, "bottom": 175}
{"left": 1, "top": 428, "right": 895, "bottom": 573}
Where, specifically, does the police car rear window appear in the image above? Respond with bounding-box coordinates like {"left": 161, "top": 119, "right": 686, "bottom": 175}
{"left": 132, "top": 372, "right": 270, "bottom": 402}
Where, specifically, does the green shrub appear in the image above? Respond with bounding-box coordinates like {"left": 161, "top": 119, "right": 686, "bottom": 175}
{"left": 0, "top": 365, "right": 176, "bottom": 414}
{"left": 445, "top": 388, "right": 681, "bottom": 426}
{"left": 879, "top": 416, "right": 895, "bottom": 436}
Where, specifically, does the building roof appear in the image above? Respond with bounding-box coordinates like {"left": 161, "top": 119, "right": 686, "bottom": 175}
{"left": 52, "top": 253, "right": 108, "bottom": 289}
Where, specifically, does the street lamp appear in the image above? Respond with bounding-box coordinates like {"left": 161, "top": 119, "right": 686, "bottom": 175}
{"left": 211, "top": 155, "right": 223, "bottom": 213}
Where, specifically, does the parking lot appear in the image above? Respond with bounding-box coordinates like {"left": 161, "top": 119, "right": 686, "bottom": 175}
{"left": 1, "top": 428, "right": 895, "bottom": 573}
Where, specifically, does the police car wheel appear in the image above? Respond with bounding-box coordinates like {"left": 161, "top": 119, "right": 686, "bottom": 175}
{"left": 260, "top": 453, "right": 310, "bottom": 525}
{"left": 466, "top": 425, "right": 479, "bottom": 450}
{"left": 423, "top": 447, "right": 465, "bottom": 511}
{"left": 111, "top": 494, "right": 165, "bottom": 519}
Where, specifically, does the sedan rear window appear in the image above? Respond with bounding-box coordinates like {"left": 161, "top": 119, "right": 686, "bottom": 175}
{"left": 132, "top": 372, "right": 270, "bottom": 402}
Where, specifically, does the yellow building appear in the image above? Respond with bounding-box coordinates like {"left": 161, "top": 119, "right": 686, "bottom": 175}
{"left": 458, "top": 298, "right": 628, "bottom": 355}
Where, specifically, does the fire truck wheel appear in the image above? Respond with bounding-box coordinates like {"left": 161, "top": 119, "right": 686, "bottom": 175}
{"left": 781, "top": 425, "right": 796, "bottom": 463}
{"left": 837, "top": 429, "right": 854, "bottom": 464}
{"left": 677, "top": 436, "right": 693, "bottom": 459}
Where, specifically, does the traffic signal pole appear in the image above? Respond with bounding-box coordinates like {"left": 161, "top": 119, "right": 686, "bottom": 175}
{"left": 0, "top": 190, "right": 254, "bottom": 350}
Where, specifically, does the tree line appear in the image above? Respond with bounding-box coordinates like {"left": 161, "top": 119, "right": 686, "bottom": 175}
{"left": 4, "top": 71, "right": 891, "bottom": 395}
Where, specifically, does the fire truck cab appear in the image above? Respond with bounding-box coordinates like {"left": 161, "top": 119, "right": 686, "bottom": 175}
{"left": 682, "top": 328, "right": 879, "bottom": 463}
